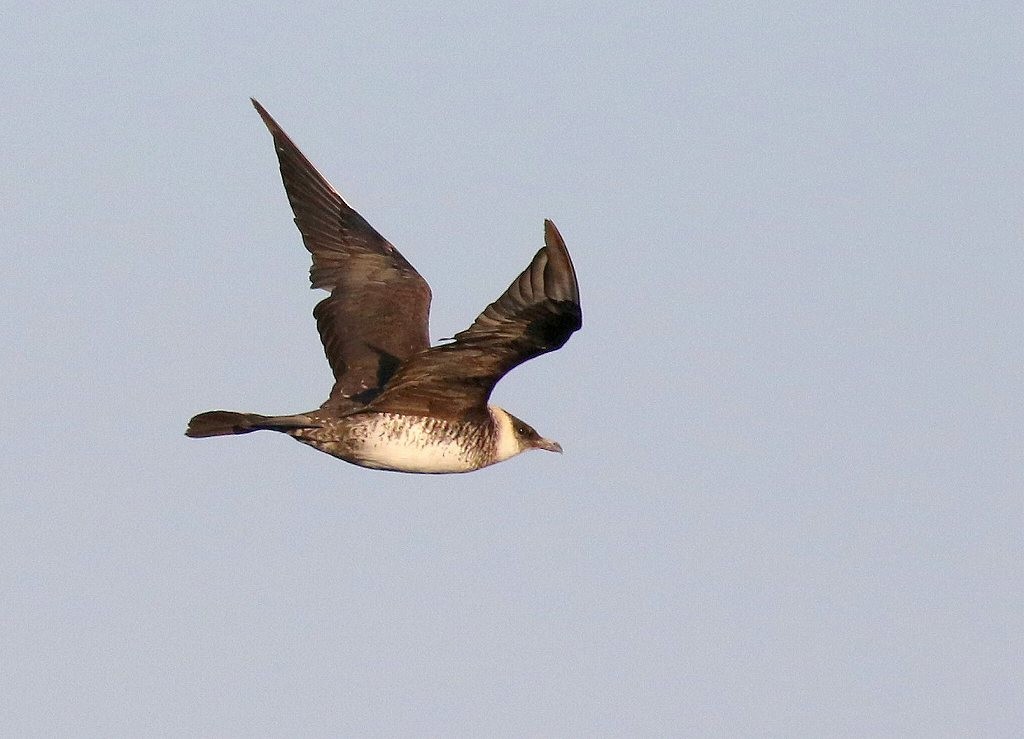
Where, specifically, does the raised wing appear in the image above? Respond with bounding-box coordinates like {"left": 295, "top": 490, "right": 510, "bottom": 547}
{"left": 367, "top": 220, "right": 581, "bottom": 419}
{"left": 252, "top": 99, "right": 432, "bottom": 409}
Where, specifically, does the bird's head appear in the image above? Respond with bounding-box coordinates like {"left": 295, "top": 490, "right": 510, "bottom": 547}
{"left": 489, "top": 407, "right": 563, "bottom": 461}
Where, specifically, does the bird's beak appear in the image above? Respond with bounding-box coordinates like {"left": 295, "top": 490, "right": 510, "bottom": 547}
{"left": 534, "top": 437, "right": 563, "bottom": 454}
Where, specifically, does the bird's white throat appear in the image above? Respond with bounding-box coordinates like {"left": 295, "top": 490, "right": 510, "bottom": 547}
{"left": 489, "top": 406, "right": 524, "bottom": 463}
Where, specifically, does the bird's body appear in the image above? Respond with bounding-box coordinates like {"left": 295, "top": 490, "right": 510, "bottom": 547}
{"left": 187, "top": 100, "right": 581, "bottom": 474}
{"left": 293, "top": 408, "right": 526, "bottom": 474}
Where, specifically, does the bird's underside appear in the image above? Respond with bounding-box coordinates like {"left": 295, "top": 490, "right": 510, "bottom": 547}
{"left": 186, "top": 99, "right": 582, "bottom": 474}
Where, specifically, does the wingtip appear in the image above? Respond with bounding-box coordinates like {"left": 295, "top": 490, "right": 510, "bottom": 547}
{"left": 541, "top": 218, "right": 579, "bottom": 304}
{"left": 543, "top": 219, "right": 566, "bottom": 252}
{"left": 250, "top": 98, "right": 280, "bottom": 133}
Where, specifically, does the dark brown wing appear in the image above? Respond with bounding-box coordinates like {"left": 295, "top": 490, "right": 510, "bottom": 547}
{"left": 251, "top": 99, "right": 432, "bottom": 410}
{"left": 367, "top": 220, "right": 581, "bottom": 419}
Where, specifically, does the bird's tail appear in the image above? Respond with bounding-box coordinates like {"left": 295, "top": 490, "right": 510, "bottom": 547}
{"left": 185, "top": 410, "right": 318, "bottom": 438}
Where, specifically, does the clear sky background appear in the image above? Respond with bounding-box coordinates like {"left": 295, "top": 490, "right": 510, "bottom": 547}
{"left": 2, "top": 2, "right": 1021, "bottom": 736}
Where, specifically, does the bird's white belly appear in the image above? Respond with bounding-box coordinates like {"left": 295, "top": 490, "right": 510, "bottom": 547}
{"left": 350, "top": 417, "right": 483, "bottom": 474}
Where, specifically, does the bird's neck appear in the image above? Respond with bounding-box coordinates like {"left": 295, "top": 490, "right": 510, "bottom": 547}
{"left": 487, "top": 406, "right": 523, "bottom": 462}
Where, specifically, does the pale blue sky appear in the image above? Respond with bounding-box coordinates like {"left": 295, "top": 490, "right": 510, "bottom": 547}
{"left": 2, "top": 2, "right": 1021, "bottom": 735}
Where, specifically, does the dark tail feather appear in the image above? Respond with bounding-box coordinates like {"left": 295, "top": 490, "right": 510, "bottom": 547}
{"left": 185, "top": 410, "right": 317, "bottom": 438}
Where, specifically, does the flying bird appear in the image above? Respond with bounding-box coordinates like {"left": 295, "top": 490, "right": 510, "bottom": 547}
{"left": 186, "top": 99, "right": 582, "bottom": 473}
